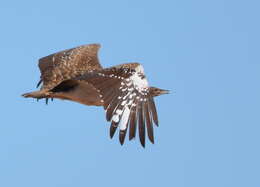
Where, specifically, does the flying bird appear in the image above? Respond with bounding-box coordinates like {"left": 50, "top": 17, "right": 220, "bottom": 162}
{"left": 22, "top": 44, "right": 169, "bottom": 147}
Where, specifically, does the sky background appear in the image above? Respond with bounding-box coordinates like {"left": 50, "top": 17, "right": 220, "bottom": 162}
{"left": 0, "top": 0, "right": 259, "bottom": 186}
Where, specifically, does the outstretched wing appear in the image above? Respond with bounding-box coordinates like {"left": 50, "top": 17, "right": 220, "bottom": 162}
{"left": 38, "top": 44, "right": 102, "bottom": 90}
{"left": 78, "top": 63, "right": 159, "bottom": 147}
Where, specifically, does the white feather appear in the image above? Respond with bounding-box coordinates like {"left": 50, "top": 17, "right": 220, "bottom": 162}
{"left": 111, "top": 109, "right": 123, "bottom": 123}
{"left": 115, "top": 109, "right": 123, "bottom": 115}
{"left": 121, "top": 100, "right": 127, "bottom": 106}
{"left": 119, "top": 107, "right": 131, "bottom": 130}
{"left": 130, "top": 65, "right": 149, "bottom": 89}
{"left": 112, "top": 114, "right": 119, "bottom": 123}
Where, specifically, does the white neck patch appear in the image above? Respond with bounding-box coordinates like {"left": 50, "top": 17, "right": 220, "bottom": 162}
{"left": 130, "top": 65, "right": 149, "bottom": 89}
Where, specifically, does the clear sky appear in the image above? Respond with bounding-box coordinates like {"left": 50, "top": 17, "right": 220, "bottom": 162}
{"left": 0, "top": 0, "right": 259, "bottom": 186}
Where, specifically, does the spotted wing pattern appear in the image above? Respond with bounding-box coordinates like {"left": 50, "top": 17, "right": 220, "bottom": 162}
{"left": 38, "top": 44, "right": 102, "bottom": 90}
{"left": 78, "top": 63, "right": 159, "bottom": 147}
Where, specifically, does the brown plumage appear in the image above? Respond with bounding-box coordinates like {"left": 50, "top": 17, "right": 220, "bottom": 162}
{"left": 22, "top": 43, "right": 169, "bottom": 147}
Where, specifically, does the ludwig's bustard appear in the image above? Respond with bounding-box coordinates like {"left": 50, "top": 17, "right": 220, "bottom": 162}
{"left": 22, "top": 44, "right": 169, "bottom": 147}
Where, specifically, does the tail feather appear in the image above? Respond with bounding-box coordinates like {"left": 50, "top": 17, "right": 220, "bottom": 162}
{"left": 22, "top": 90, "right": 48, "bottom": 99}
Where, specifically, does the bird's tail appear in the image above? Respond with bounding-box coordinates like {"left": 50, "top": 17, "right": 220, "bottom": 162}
{"left": 22, "top": 90, "right": 49, "bottom": 99}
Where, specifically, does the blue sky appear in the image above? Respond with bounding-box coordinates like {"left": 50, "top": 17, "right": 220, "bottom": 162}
{"left": 0, "top": 0, "right": 259, "bottom": 186}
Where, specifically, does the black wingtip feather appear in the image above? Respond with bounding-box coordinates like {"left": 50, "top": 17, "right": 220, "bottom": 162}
{"left": 129, "top": 105, "right": 137, "bottom": 141}
{"left": 119, "top": 130, "right": 127, "bottom": 145}
{"left": 145, "top": 101, "right": 154, "bottom": 144}
{"left": 140, "top": 141, "right": 145, "bottom": 148}
{"left": 138, "top": 102, "right": 145, "bottom": 148}
{"left": 110, "top": 121, "right": 118, "bottom": 139}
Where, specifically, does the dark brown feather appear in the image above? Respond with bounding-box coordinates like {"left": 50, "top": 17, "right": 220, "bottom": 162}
{"left": 119, "top": 128, "right": 128, "bottom": 145}
{"left": 106, "top": 96, "right": 120, "bottom": 121}
{"left": 129, "top": 104, "right": 137, "bottom": 140}
{"left": 93, "top": 77, "right": 114, "bottom": 89}
{"left": 102, "top": 88, "right": 115, "bottom": 109}
{"left": 110, "top": 121, "right": 118, "bottom": 139}
{"left": 138, "top": 101, "right": 145, "bottom": 147}
{"left": 105, "top": 87, "right": 128, "bottom": 121}
{"left": 144, "top": 101, "right": 154, "bottom": 144}
{"left": 149, "top": 97, "right": 159, "bottom": 126}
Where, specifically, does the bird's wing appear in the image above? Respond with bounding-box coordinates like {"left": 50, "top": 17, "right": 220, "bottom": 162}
{"left": 78, "top": 63, "right": 159, "bottom": 147}
{"left": 37, "top": 44, "right": 102, "bottom": 90}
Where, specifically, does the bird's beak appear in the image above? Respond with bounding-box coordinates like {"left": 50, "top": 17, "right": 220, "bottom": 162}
{"left": 160, "top": 89, "right": 170, "bottom": 95}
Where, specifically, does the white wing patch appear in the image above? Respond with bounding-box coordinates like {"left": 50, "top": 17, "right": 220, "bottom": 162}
{"left": 111, "top": 64, "right": 149, "bottom": 132}
{"left": 111, "top": 109, "right": 123, "bottom": 123}
{"left": 119, "top": 107, "right": 130, "bottom": 130}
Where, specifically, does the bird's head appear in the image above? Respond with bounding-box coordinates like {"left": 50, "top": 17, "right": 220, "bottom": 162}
{"left": 149, "top": 87, "right": 169, "bottom": 97}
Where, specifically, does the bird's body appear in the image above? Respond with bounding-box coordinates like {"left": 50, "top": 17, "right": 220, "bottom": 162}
{"left": 22, "top": 44, "right": 168, "bottom": 147}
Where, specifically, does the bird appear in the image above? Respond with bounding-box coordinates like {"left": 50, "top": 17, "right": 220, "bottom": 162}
{"left": 22, "top": 44, "right": 169, "bottom": 147}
